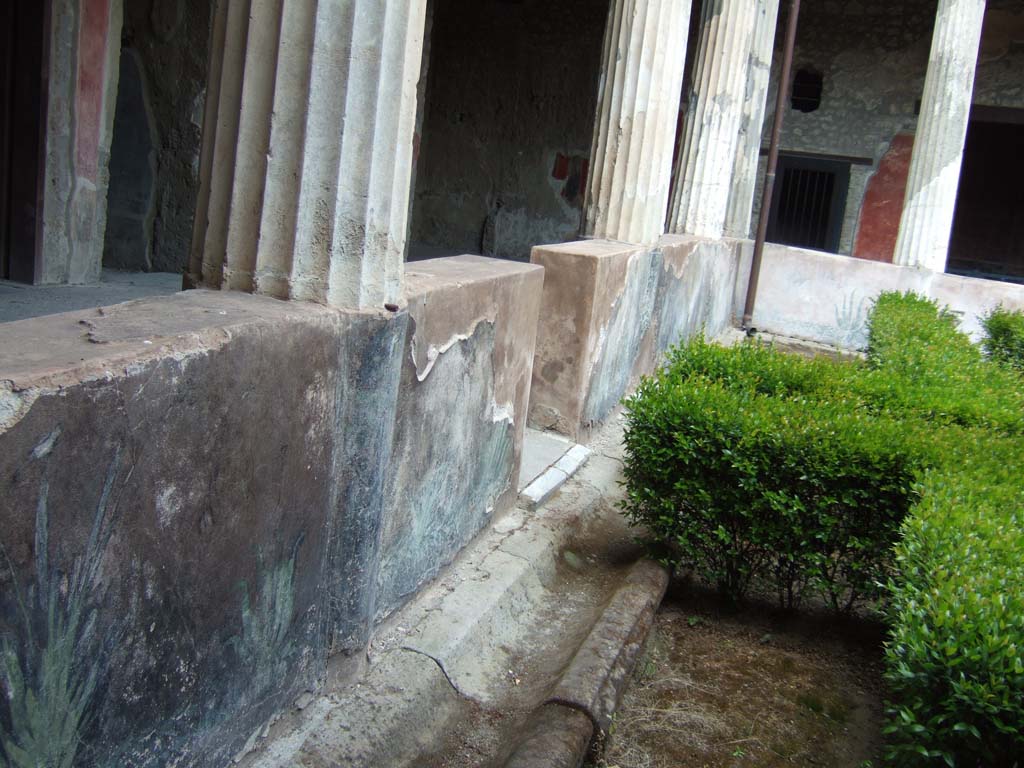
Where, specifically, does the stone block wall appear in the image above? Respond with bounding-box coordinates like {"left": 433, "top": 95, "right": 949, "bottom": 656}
{"left": 0, "top": 257, "right": 541, "bottom": 766}
{"left": 528, "top": 235, "right": 738, "bottom": 441}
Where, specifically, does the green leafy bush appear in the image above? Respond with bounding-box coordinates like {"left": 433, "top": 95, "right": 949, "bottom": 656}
{"left": 883, "top": 446, "right": 1024, "bottom": 767}
{"left": 622, "top": 292, "right": 1024, "bottom": 766}
{"left": 982, "top": 305, "right": 1024, "bottom": 372}
{"left": 622, "top": 339, "right": 920, "bottom": 609}
{"left": 861, "top": 292, "right": 1024, "bottom": 435}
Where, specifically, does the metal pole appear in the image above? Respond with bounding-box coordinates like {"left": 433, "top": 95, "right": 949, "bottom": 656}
{"left": 742, "top": 0, "right": 801, "bottom": 329}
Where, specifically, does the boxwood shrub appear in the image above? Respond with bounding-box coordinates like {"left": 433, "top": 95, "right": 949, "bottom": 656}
{"left": 885, "top": 461, "right": 1024, "bottom": 767}
{"left": 622, "top": 343, "right": 920, "bottom": 609}
{"left": 622, "top": 292, "right": 1024, "bottom": 766}
{"left": 861, "top": 292, "right": 1024, "bottom": 435}
{"left": 982, "top": 305, "right": 1024, "bottom": 372}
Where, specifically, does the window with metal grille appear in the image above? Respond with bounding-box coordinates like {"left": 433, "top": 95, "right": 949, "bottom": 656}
{"left": 766, "top": 155, "right": 850, "bottom": 253}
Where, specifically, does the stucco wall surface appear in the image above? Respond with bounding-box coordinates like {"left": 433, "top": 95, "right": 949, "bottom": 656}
{"left": 736, "top": 241, "right": 1024, "bottom": 349}
{"left": 42, "top": 0, "right": 124, "bottom": 285}
{"left": 377, "top": 255, "right": 543, "bottom": 620}
{"left": 0, "top": 257, "right": 541, "bottom": 766}
{"left": 529, "top": 235, "right": 738, "bottom": 441}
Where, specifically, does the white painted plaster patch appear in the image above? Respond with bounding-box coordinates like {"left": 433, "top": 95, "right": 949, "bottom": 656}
{"left": 0, "top": 382, "right": 39, "bottom": 434}
{"left": 31, "top": 427, "right": 63, "bottom": 459}
{"left": 490, "top": 400, "right": 514, "bottom": 425}
{"left": 586, "top": 321, "right": 611, "bottom": 388}
{"left": 144, "top": 561, "right": 158, "bottom": 599}
{"left": 156, "top": 485, "right": 183, "bottom": 529}
{"left": 410, "top": 316, "right": 489, "bottom": 382}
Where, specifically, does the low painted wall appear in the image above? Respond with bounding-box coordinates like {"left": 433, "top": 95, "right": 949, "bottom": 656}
{"left": 376, "top": 256, "right": 541, "bottom": 620}
{"left": 529, "top": 235, "right": 738, "bottom": 441}
{"left": 736, "top": 241, "right": 1024, "bottom": 349}
{"left": 0, "top": 256, "right": 540, "bottom": 766}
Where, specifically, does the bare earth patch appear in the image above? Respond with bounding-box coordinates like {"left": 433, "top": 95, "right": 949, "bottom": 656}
{"left": 592, "top": 581, "right": 886, "bottom": 768}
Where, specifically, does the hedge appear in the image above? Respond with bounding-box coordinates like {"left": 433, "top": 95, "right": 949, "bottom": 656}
{"left": 622, "top": 292, "right": 1024, "bottom": 766}
{"left": 622, "top": 342, "right": 920, "bottom": 610}
{"left": 982, "top": 305, "right": 1024, "bottom": 372}
{"left": 885, "top": 462, "right": 1024, "bottom": 766}
{"left": 862, "top": 293, "right": 1024, "bottom": 435}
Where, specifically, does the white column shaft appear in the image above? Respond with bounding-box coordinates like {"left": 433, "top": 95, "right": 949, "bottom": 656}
{"left": 254, "top": 1, "right": 318, "bottom": 298}
{"left": 724, "top": 0, "right": 779, "bottom": 238}
{"left": 328, "top": 0, "right": 428, "bottom": 309}
{"left": 893, "top": 0, "right": 986, "bottom": 271}
{"left": 222, "top": 0, "right": 284, "bottom": 292}
{"left": 199, "top": 0, "right": 251, "bottom": 288}
{"left": 191, "top": 0, "right": 427, "bottom": 310}
{"left": 668, "top": 0, "right": 758, "bottom": 239}
{"left": 583, "top": 0, "right": 693, "bottom": 245}
{"left": 289, "top": 2, "right": 356, "bottom": 304}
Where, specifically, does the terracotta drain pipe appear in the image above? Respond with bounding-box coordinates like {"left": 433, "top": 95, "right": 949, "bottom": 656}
{"left": 742, "top": 0, "right": 803, "bottom": 330}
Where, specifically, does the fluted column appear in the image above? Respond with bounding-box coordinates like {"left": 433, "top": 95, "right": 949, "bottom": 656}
{"left": 668, "top": 0, "right": 758, "bottom": 239}
{"left": 190, "top": 0, "right": 428, "bottom": 310}
{"left": 252, "top": 0, "right": 318, "bottom": 298}
{"left": 328, "top": 0, "right": 427, "bottom": 308}
{"left": 724, "top": 0, "right": 780, "bottom": 238}
{"left": 187, "top": 0, "right": 229, "bottom": 289}
{"left": 583, "top": 0, "right": 693, "bottom": 245}
{"left": 892, "top": 0, "right": 986, "bottom": 272}
{"left": 193, "top": 0, "right": 251, "bottom": 289}
{"left": 222, "top": 0, "right": 284, "bottom": 293}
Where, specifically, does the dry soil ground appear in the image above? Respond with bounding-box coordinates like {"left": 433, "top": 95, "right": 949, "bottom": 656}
{"left": 591, "top": 579, "right": 887, "bottom": 768}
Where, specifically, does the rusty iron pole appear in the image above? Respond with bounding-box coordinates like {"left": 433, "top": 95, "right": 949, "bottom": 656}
{"left": 742, "top": 0, "right": 802, "bottom": 329}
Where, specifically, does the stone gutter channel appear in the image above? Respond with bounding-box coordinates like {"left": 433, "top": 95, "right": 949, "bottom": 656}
{"left": 241, "top": 418, "right": 668, "bottom": 768}
{"left": 504, "top": 560, "right": 669, "bottom": 768}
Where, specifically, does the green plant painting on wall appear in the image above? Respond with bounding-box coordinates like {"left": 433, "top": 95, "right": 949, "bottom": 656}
{"left": 234, "top": 535, "right": 302, "bottom": 707}
{"left": 0, "top": 443, "right": 126, "bottom": 768}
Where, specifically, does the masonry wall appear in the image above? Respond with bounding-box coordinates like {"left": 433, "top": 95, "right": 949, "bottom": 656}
{"left": 409, "top": 0, "right": 608, "bottom": 262}
{"left": 0, "top": 258, "right": 541, "bottom": 766}
{"left": 747, "top": 0, "right": 1024, "bottom": 258}
{"left": 737, "top": 240, "right": 1024, "bottom": 349}
{"left": 529, "top": 235, "right": 739, "bottom": 441}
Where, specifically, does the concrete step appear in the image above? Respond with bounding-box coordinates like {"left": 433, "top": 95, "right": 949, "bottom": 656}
{"left": 518, "top": 427, "right": 592, "bottom": 510}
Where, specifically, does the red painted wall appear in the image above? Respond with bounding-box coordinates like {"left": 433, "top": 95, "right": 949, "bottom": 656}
{"left": 75, "top": 0, "right": 111, "bottom": 184}
{"left": 852, "top": 133, "right": 915, "bottom": 263}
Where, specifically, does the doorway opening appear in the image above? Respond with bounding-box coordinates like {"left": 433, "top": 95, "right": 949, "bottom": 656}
{"left": 103, "top": 45, "right": 158, "bottom": 272}
{"left": 766, "top": 154, "right": 850, "bottom": 253}
{"left": 947, "top": 112, "right": 1024, "bottom": 282}
{"left": 407, "top": 0, "right": 609, "bottom": 263}
{"left": 1, "top": 0, "right": 48, "bottom": 284}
